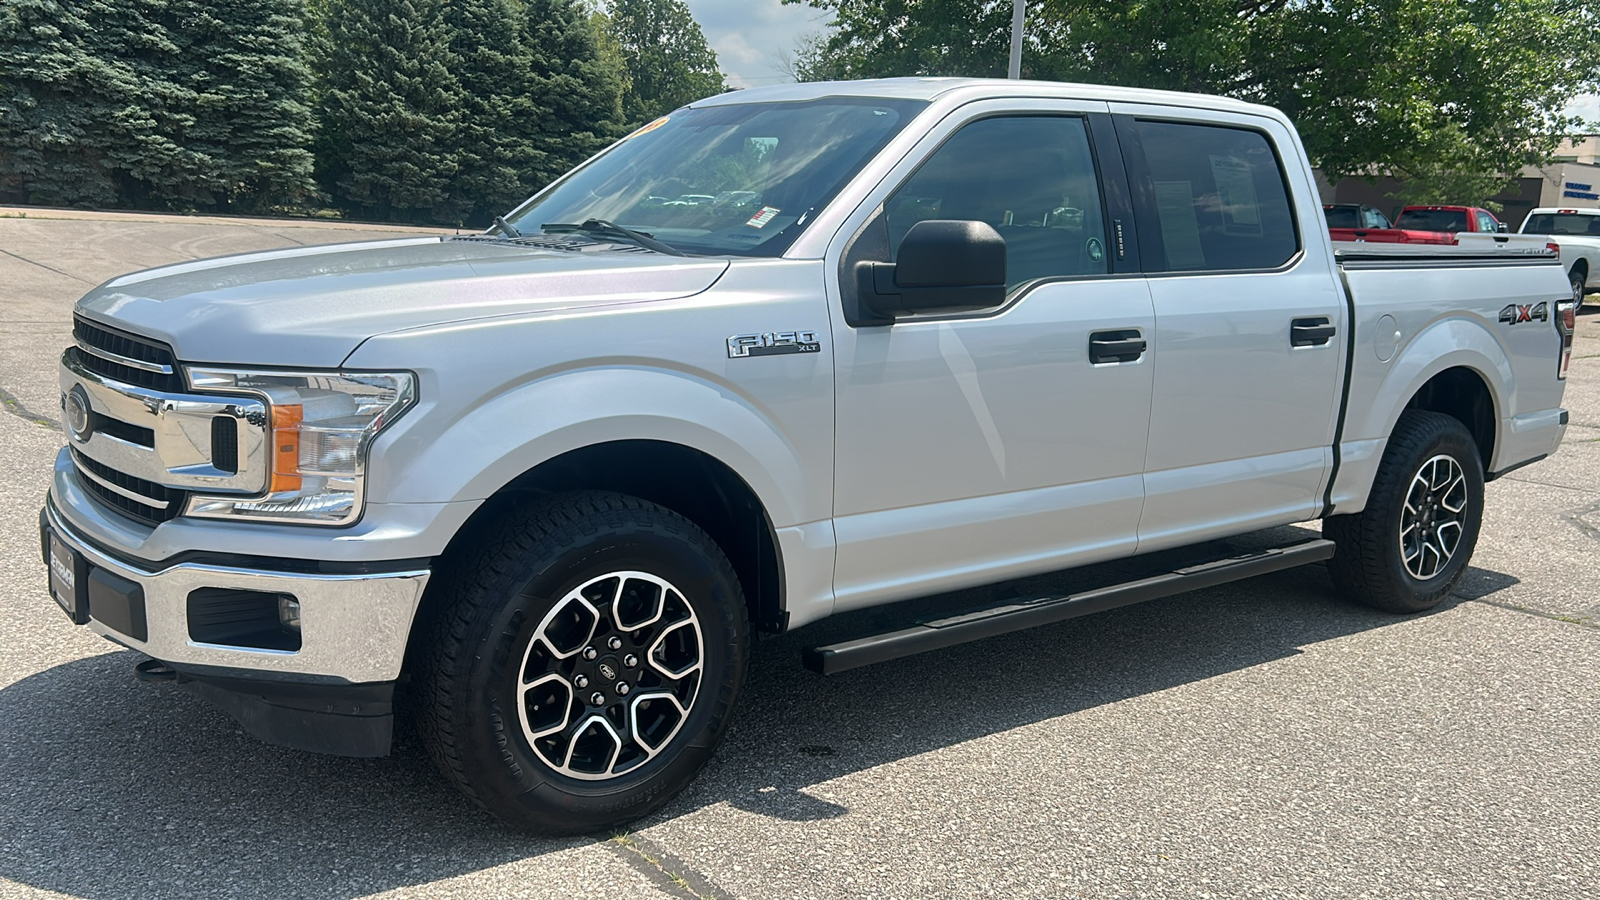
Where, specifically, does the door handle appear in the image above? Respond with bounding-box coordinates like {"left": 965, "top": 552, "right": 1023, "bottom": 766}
{"left": 1291, "top": 317, "right": 1336, "bottom": 347}
{"left": 1089, "top": 330, "right": 1146, "bottom": 364}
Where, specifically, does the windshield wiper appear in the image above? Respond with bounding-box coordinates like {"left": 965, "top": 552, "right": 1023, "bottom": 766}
{"left": 542, "top": 219, "right": 686, "bottom": 257}
{"left": 492, "top": 215, "right": 522, "bottom": 239}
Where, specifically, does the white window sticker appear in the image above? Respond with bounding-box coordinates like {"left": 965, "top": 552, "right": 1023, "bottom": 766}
{"left": 1209, "top": 155, "right": 1262, "bottom": 234}
{"left": 745, "top": 206, "right": 780, "bottom": 228}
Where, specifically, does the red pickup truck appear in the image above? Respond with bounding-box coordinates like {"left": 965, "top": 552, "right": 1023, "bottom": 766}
{"left": 1327, "top": 204, "right": 1505, "bottom": 244}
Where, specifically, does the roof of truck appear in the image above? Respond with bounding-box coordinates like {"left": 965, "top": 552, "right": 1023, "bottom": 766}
{"left": 690, "top": 77, "right": 1284, "bottom": 121}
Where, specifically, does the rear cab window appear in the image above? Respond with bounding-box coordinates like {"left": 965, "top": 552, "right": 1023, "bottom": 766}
{"left": 1122, "top": 119, "right": 1299, "bottom": 272}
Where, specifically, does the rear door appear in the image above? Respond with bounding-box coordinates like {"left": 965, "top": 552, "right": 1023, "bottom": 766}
{"left": 1112, "top": 107, "right": 1347, "bottom": 551}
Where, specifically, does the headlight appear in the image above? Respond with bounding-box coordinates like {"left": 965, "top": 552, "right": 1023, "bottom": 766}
{"left": 183, "top": 368, "right": 416, "bottom": 525}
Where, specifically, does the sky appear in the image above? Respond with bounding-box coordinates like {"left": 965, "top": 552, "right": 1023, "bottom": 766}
{"left": 684, "top": 0, "right": 1600, "bottom": 130}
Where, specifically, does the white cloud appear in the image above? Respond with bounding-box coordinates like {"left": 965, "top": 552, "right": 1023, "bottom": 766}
{"left": 1569, "top": 94, "right": 1600, "bottom": 129}
{"left": 682, "top": 0, "right": 830, "bottom": 87}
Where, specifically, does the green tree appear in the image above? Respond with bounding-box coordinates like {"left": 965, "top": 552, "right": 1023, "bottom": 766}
{"left": 787, "top": 0, "right": 1600, "bottom": 204}
{"left": 523, "top": 0, "right": 626, "bottom": 188}
{"left": 312, "top": 0, "right": 463, "bottom": 223}
{"left": 604, "top": 0, "right": 725, "bottom": 125}
{"left": 440, "top": 0, "right": 546, "bottom": 222}
{"left": 170, "top": 0, "right": 318, "bottom": 212}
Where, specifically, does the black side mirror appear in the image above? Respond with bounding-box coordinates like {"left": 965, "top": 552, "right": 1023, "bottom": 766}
{"left": 853, "top": 220, "right": 1006, "bottom": 324}
{"left": 1497, "top": 222, "right": 1509, "bottom": 233}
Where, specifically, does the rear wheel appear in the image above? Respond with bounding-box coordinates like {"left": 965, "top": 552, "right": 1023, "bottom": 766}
{"left": 1572, "top": 266, "right": 1588, "bottom": 307}
{"left": 417, "top": 491, "right": 748, "bottom": 834}
{"left": 1324, "top": 410, "right": 1485, "bottom": 613}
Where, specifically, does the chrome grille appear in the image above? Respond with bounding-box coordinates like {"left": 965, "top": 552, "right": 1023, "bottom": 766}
{"left": 71, "top": 316, "right": 183, "bottom": 391}
{"left": 71, "top": 448, "right": 186, "bottom": 526}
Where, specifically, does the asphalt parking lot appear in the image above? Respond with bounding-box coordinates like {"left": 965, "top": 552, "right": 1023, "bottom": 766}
{"left": 2, "top": 208, "right": 1599, "bottom": 900}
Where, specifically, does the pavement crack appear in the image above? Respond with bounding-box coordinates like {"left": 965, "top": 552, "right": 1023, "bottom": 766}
{"left": 0, "top": 382, "right": 57, "bottom": 429}
{"left": 1464, "top": 596, "right": 1599, "bottom": 631}
{"left": 604, "top": 831, "right": 731, "bottom": 900}
{"left": 0, "top": 247, "right": 95, "bottom": 284}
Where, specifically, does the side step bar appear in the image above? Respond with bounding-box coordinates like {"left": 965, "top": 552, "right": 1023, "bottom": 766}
{"left": 802, "top": 539, "right": 1335, "bottom": 675}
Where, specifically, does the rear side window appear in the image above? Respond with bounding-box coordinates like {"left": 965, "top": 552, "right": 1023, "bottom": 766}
{"left": 1131, "top": 120, "right": 1298, "bottom": 272}
{"left": 885, "top": 116, "right": 1110, "bottom": 289}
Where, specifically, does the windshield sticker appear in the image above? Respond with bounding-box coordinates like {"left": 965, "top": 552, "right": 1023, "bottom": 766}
{"left": 625, "top": 116, "right": 670, "bottom": 140}
{"left": 745, "top": 206, "right": 781, "bottom": 228}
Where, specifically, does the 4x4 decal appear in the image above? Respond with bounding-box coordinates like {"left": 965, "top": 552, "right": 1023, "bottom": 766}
{"left": 1499, "top": 302, "right": 1549, "bottom": 325}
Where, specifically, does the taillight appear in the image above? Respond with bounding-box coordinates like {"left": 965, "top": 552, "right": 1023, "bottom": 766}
{"left": 1547, "top": 241, "right": 1560, "bottom": 256}
{"left": 1556, "top": 298, "right": 1577, "bottom": 380}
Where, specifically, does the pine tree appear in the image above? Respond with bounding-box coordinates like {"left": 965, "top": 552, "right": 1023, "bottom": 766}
{"left": 440, "top": 0, "right": 546, "bottom": 223}
{"left": 0, "top": 0, "right": 196, "bottom": 208}
{"left": 170, "top": 0, "right": 318, "bottom": 212}
{"left": 313, "top": 0, "right": 462, "bottom": 223}
{"left": 604, "top": 0, "right": 724, "bottom": 126}
{"left": 522, "top": 0, "right": 626, "bottom": 191}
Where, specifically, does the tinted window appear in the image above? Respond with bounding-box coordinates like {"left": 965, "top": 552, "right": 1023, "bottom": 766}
{"left": 1395, "top": 208, "right": 1470, "bottom": 232}
{"left": 1132, "top": 121, "right": 1297, "bottom": 272}
{"left": 1324, "top": 206, "right": 1358, "bottom": 229}
{"left": 1524, "top": 213, "right": 1600, "bottom": 235}
{"left": 886, "top": 116, "right": 1109, "bottom": 289}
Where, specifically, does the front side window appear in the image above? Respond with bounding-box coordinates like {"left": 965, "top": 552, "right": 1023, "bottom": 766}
{"left": 1131, "top": 119, "right": 1298, "bottom": 272}
{"left": 505, "top": 98, "right": 927, "bottom": 257}
{"left": 1476, "top": 211, "right": 1499, "bottom": 232}
{"left": 884, "top": 115, "right": 1110, "bottom": 289}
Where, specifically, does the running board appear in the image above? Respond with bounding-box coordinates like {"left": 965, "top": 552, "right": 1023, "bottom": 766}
{"left": 802, "top": 539, "right": 1336, "bottom": 675}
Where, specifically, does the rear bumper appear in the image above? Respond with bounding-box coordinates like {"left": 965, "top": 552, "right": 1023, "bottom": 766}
{"left": 1491, "top": 407, "right": 1568, "bottom": 478}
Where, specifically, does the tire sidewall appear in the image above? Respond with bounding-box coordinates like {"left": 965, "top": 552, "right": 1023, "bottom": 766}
{"left": 1372, "top": 420, "right": 1485, "bottom": 608}
{"left": 456, "top": 518, "right": 746, "bottom": 830}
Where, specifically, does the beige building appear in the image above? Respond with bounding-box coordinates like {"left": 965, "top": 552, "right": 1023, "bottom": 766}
{"left": 1553, "top": 135, "right": 1600, "bottom": 165}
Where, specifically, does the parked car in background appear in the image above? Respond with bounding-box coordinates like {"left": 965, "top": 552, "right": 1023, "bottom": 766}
{"left": 1324, "top": 203, "right": 1392, "bottom": 230}
{"left": 1518, "top": 207, "right": 1600, "bottom": 305}
{"left": 1394, "top": 205, "right": 1507, "bottom": 235}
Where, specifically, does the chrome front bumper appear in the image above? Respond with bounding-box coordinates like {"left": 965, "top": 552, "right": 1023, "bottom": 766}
{"left": 42, "top": 499, "right": 429, "bottom": 683}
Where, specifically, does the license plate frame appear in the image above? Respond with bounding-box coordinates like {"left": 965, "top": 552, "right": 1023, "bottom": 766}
{"left": 47, "top": 531, "right": 89, "bottom": 625}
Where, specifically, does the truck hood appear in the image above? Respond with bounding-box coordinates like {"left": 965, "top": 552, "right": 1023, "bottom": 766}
{"left": 76, "top": 236, "right": 731, "bottom": 367}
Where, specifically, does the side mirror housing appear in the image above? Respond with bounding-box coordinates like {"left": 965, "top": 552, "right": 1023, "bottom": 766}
{"left": 853, "top": 220, "right": 1006, "bottom": 324}
{"left": 1497, "top": 222, "right": 1509, "bottom": 233}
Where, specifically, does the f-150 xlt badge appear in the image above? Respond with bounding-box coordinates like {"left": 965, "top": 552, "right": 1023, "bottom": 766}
{"left": 727, "top": 331, "right": 822, "bottom": 358}
{"left": 1499, "top": 302, "right": 1549, "bottom": 325}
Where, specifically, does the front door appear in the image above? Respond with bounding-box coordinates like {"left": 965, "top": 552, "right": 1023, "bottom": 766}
{"left": 829, "top": 106, "right": 1157, "bottom": 610}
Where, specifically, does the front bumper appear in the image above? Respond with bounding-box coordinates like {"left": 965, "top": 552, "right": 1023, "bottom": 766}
{"left": 40, "top": 498, "right": 429, "bottom": 684}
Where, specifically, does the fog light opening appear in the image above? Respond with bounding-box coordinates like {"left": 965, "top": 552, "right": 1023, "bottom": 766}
{"left": 278, "top": 596, "right": 302, "bottom": 633}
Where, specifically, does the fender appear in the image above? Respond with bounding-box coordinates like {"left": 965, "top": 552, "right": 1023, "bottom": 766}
{"left": 1330, "top": 315, "right": 1509, "bottom": 514}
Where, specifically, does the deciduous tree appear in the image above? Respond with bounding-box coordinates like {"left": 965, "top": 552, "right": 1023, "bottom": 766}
{"left": 604, "top": 0, "right": 725, "bottom": 125}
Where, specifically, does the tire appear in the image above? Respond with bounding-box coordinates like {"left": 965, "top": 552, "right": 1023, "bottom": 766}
{"left": 1324, "top": 410, "right": 1485, "bottom": 613}
{"left": 1571, "top": 267, "right": 1587, "bottom": 308}
{"left": 416, "top": 491, "right": 748, "bottom": 834}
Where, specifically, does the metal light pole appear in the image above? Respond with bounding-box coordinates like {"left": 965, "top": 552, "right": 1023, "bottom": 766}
{"left": 1007, "top": 0, "right": 1025, "bottom": 79}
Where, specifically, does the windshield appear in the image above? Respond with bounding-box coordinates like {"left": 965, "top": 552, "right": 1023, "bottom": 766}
{"left": 503, "top": 98, "right": 928, "bottom": 256}
{"left": 1524, "top": 213, "right": 1600, "bottom": 236}
{"left": 1395, "top": 208, "right": 1469, "bottom": 232}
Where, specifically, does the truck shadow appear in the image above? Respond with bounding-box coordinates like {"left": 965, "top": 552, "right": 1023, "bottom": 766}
{"left": 0, "top": 526, "right": 1517, "bottom": 899}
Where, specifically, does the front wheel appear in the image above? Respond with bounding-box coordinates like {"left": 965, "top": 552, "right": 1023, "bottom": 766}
{"left": 1324, "top": 410, "right": 1485, "bottom": 613}
{"left": 416, "top": 491, "right": 748, "bottom": 834}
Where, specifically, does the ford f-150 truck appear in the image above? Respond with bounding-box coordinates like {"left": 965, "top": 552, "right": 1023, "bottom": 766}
{"left": 39, "top": 78, "right": 1576, "bottom": 834}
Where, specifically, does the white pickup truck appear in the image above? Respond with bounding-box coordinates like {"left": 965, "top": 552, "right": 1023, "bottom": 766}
{"left": 40, "top": 78, "right": 1575, "bottom": 833}
{"left": 1519, "top": 207, "right": 1600, "bottom": 305}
